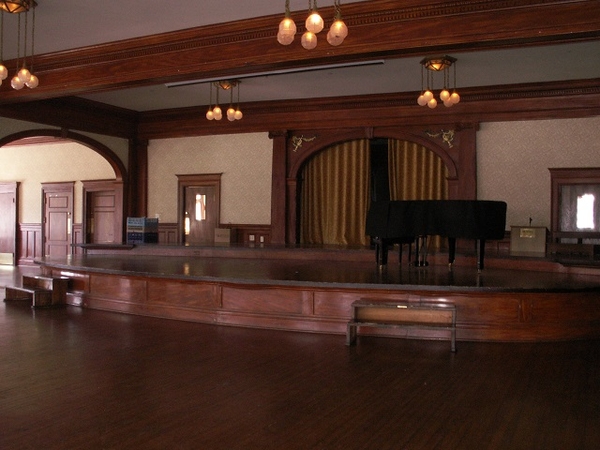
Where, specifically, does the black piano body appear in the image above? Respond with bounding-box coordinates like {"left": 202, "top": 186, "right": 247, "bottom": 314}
{"left": 366, "top": 200, "right": 507, "bottom": 270}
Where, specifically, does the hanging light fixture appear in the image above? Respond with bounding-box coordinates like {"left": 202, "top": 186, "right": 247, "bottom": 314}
{"left": 0, "top": 0, "right": 36, "bottom": 14}
{"left": 277, "top": 0, "right": 348, "bottom": 49}
{"left": 206, "top": 80, "right": 242, "bottom": 122}
{"left": 417, "top": 56, "right": 460, "bottom": 109}
{"left": 327, "top": 0, "right": 348, "bottom": 46}
{"left": 0, "top": 1, "right": 38, "bottom": 90}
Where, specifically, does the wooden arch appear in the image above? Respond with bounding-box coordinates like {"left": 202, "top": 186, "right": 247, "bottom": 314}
{"left": 0, "top": 129, "right": 127, "bottom": 182}
{"left": 276, "top": 126, "right": 478, "bottom": 244}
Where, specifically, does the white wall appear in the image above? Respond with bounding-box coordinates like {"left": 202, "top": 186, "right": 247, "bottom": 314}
{"left": 148, "top": 133, "right": 273, "bottom": 224}
{"left": 0, "top": 141, "right": 115, "bottom": 223}
{"left": 477, "top": 116, "right": 600, "bottom": 228}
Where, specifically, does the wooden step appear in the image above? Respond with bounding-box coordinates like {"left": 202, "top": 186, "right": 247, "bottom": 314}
{"left": 5, "top": 286, "right": 53, "bottom": 308}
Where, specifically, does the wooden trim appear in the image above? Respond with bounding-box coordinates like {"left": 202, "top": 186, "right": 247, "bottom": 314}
{"left": 0, "top": 0, "right": 598, "bottom": 106}
{"left": 18, "top": 223, "right": 42, "bottom": 265}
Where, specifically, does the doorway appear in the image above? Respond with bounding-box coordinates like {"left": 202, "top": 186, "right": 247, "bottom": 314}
{"left": 83, "top": 180, "right": 124, "bottom": 244}
{"left": 42, "top": 182, "right": 74, "bottom": 257}
{"left": 178, "top": 174, "right": 221, "bottom": 245}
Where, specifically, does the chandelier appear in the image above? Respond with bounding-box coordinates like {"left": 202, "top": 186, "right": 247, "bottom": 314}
{"left": 277, "top": 0, "right": 348, "bottom": 50}
{"left": 205, "top": 80, "right": 243, "bottom": 122}
{"left": 0, "top": 0, "right": 39, "bottom": 90}
{"left": 417, "top": 56, "right": 460, "bottom": 109}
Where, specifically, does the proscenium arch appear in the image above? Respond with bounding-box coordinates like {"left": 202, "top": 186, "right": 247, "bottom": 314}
{"left": 288, "top": 130, "right": 458, "bottom": 182}
{"left": 0, "top": 129, "right": 127, "bottom": 182}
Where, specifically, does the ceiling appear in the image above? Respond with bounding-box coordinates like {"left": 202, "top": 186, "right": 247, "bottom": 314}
{"left": 1, "top": 0, "right": 599, "bottom": 112}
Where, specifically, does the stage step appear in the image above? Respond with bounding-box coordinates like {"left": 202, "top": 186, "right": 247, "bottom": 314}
{"left": 4, "top": 275, "right": 70, "bottom": 308}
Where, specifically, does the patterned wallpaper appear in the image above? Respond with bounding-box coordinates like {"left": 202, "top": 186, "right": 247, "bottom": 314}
{"left": 477, "top": 117, "right": 600, "bottom": 228}
{"left": 0, "top": 141, "right": 116, "bottom": 223}
{"left": 148, "top": 133, "right": 273, "bottom": 224}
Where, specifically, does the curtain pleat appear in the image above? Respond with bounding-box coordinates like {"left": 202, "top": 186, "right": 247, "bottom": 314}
{"left": 300, "top": 139, "right": 370, "bottom": 246}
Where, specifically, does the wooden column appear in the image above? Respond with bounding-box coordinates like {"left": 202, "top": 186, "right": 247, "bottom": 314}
{"left": 269, "top": 131, "right": 288, "bottom": 245}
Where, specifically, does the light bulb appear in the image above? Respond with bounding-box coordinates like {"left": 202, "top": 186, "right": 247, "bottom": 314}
{"left": 301, "top": 31, "right": 317, "bottom": 50}
{"left": 234, "top": 109, "right": 243, "bottom": 120}
{"left": 417, "top": 94, "right": 427, "bottom": 106}
{"left": 0, "top": 64, "right": 7, "bottom": 80}
{"left": 206, "top": 109, "right": 214, "bottom": 120}
{"left": 305, "top": 12, "right": 324, "bottom": 34}
{"left": 11, "top": 75, "right": 24, "bottom": 90}
{"left": 450, "top": 91, "right": 460, "bottom": 104}
{"left": 427, "top": 98, "right": 437, "bottom": 109}
{"left": 440, "top": 89, "right": 450, "bottom": 101}
{"left": 25, "top": 74, "right": 39, "bottom": 88}
{"left": 423, "top": 90, "right": 434, "bottom": 102}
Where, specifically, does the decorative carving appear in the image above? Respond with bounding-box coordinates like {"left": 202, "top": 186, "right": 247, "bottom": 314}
{"left": 425, "top": 129, "right": 455, "bottom": 148}
{"left": 291, "top": 135, "right": 317, "bottom": 152}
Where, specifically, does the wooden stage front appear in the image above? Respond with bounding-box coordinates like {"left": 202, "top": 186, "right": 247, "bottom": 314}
{"left": 37, "top": 244, "right": 600, "bottom": 343}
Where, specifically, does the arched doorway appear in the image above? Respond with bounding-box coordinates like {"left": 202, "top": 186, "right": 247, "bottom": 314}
{"left": 0, "top": 130, "right": 126, "bottom": 263}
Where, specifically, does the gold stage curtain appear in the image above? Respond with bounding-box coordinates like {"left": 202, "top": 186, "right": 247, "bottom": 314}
{"left": 300, "top": 139, "right": 371, "bottom": 246}
{"left": 388, "top": 139, "right": 448, "bottom": 249}
{"left": 388, "top": 139, "right": 448, "bottom": 201}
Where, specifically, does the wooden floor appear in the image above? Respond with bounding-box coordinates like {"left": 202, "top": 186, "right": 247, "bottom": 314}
{"left": 1, "top": 282, "right": 600, "bottom": 449}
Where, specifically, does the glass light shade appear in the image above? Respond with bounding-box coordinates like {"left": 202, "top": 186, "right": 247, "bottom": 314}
{"left": 279, "top": 18, "right": 296, "bottom": 34}
{"left": 305, "top": 12, "right": 324, "bottom": 34}
{"left": 11, "top": 75, "right": 24, "bottom": 90}
{"left": 0, "top": 0, "right": 35, "bottom": 14}
{"left": 17, "top": 67, "right": 31, "bottom": 83}
{"left": 301, "top": 31, "right": 317, "bottom": 50}
{"left": 213, "top": 106, "right": 222, "bottom": 120}
{"left": 227, "top": 107, "right": 236, "bottom": 121}
{"left": 277, "top": 31, "right": 294, "bottom": 45}
{"left": 206, "top": 109, "right": 214, "bottom": 120}
{"left": 440, "top": 89, "right": 450, "bottom": 101}
{"left": 25, "top": 73, "right": 38, "bottom": 88}
{"left": 329, "top": 20, "right": 348, "bottom": 40}
{"left": 423, "top": 90, "right": 434, "bottom": 102}
{"left": 443, "top": 99, "right": 454, "bottom": 107}
{"left": 427, "top": 98, "right": 437, "bottom": 109}
{"left": 417, "top": 94, "right": 427, "bottom": 106}
{"left": 234, "top": 109, "right": 243, "bottom": 120}
{"left": 0, "top": 64, "right": 7, "bottom": 80}
{"left": 326, "top": 31, "right": 342, "bottom": 46}
{"left": 450, "top": 91, "right": 460, "bottom": 104}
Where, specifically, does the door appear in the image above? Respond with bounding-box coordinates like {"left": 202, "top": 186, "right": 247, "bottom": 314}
{"left": 87, "top": 190, "right": 117, "bottom": 243}
{"left": 0, "top": 182, "right": 18, "bottom": 265}
{"left": 42, "top": 182, "right": 74, "bottom": 258}
{"left": 178, "top": 174, "right": 222, "bottom": 246}
{"left": 184, "top": 185, "right": 218, "bottom": 245}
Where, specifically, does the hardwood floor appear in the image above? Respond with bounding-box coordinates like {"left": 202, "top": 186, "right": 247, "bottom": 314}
{"left": 1, "top": 296, "right": 599, "bottom": 449}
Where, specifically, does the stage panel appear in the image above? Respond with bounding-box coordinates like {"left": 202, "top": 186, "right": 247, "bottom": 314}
{"left": 38, "top": 253, "right": 600, "bottom": 343}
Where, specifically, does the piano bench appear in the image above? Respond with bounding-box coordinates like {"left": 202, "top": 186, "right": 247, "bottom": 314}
{"left": 346, "top": 299, "right": 457, "bottom": 352}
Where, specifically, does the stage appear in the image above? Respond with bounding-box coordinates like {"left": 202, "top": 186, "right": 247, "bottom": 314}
{"left": 34, "top": 243, "right": 600, "bottom": 343}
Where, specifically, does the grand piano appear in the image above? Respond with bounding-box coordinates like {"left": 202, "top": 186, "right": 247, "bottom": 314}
{"left": 366, "top": 200, "right": 507, "bottom": 270}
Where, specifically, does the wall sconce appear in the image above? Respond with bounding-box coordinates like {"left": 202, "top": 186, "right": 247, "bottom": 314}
{"left": 278, "top": 0, "right": 348, "bottom": 49}
{"left": 417, "top": 56, "right": 460, "bottom": 109}
{"left": 206, "top": 80, "right": 243, "bottom": 121}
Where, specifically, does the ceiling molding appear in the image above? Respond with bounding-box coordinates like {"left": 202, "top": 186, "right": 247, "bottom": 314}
{"left": 0, "top": 0, "right": 598, "bottom": 105}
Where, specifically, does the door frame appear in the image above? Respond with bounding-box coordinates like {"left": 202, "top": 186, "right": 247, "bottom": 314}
{"left": 0, "top": 182, "right": 18, "bottom": 265}
{"left": 82, "top": 179, "right": 125, "bottom": 244}
{"left": 177, "top": 174, "right": 222, "bottom": 245}
{"left": 41, "top": 182, "right": 74, "bottom": 257}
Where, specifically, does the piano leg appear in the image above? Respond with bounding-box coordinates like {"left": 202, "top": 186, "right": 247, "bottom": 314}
{"left": 448, "top": 238, "right": 456, "bottom": 269}
{"left": 375, "top": 238, "right": 389, "bottom": 266}
{"left": 477, "top": 239, "right": 486, "bottom": 272}
{"left": 414, "top": 236, "right": 428, "bottom": 267}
